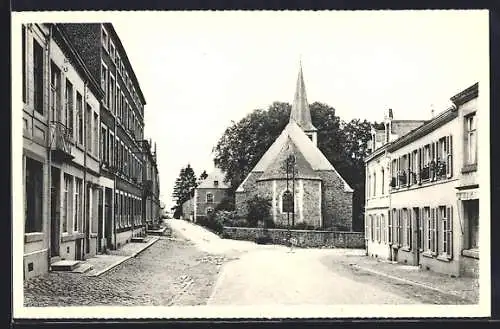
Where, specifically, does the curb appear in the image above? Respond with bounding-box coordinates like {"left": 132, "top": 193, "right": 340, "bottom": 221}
{"left": 350, "top": 264, "right": 472, "bottom": 302}
{"left": 88, "top": 237, "right": 160, "bottom": 277}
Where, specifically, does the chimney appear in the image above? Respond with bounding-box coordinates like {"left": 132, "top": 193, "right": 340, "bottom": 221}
{"left": 430, "top": 104, "right": 435, "bottom": 118}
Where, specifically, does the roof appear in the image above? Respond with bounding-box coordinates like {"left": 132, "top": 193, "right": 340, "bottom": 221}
{"left": 237, "top": 121, "right": 353, "bottom": 192}
{"left": 289, "top": 64, "right": 317, "bottom": 131}
{"left": 258, "top": 136, "right": 321, "bottom": 181}
{"left": 197, "top": 167, "right": 230, "bottom": 189}
{"left": 391, "top": 120, "right": 428, "bottom": 136}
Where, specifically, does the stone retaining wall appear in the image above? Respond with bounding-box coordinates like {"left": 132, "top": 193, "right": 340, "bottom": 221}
{"left": 222, "top": 226, "right": 365, "bottom": 248}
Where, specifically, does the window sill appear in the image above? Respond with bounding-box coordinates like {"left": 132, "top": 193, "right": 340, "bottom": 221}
{"left": 422, "top": 251, "right": 437, "bottom": 258}
{"left": 25, "top": 232, "right": 44, "bottom": 243}
{"left": 462, "top": 249, "right": 479, "bottom": 259}
{"left": 61, "top": 232, "right": 85, "bottom": 242}
{"left": 461, "top": 163, "right": 477, "bottom": 173}
{"left": 436, "top": 254, "right": 452, "bottom": 262}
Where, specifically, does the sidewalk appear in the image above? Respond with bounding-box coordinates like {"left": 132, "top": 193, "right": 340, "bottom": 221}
{"left": 344, "top": 255, "right": 479, "bottom": 303}
{"left": 83, "top": 236, "right": 160, "bottom": 277}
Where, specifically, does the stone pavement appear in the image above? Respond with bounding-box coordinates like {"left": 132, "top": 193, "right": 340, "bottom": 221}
{"left": 337, "top": 255, "right": 479, "bottom": 303}
{"left": 24, "top": 235, "right": 225, "bottom": 306}
{"left": 84, "top": 236, "right": 160, "bottom": 277}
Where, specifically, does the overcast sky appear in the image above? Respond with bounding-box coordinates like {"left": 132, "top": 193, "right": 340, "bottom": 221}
{"left": 105, "top": 10, "right": 489, "bottom": 209}
{"left": 17, "top": 10, "right": 487, "bottom": 209}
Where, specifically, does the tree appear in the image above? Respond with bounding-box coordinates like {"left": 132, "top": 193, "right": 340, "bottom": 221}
{"left": 171, "top": 164, "right": 198, "bottom": 219}
{"left": 199, "top": 170, "right": 208, "bottom": 181}
{"left": 246, "top": 195, "right": 272, "bottom": 228}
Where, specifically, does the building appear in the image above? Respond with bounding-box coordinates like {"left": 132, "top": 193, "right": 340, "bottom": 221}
{"left": 181, "top": 167, "right": 230, "bottom": 222}
{"left": 60, "top": 23, "right": 148, "bottom": 250}
{"left": 22, "top": 23, "right": 104, "bottom": 279}
{"left": 364, "top": 82, "right": 479, "bottom": 277}
{"left": 141, "top": 139, "right": 162, "bottom": 228}
{"left": 235, "top": 65, "right": 353, "bottom": 230}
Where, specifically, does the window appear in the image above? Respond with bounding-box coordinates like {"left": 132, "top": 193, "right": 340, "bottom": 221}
{"left": 465, "top": 200, "right": 479, "bottom": 250}
{"left": 417, "top": 208, "right": 424, "bottom": 251}
{"left": 65, "top": 80, "right": 74, "bottom": 139}
{"left": 101, "top": 27, "right": 108, "bottom": 50}
{"left": 465, "top": 114, "right": 477, "bottom": 165}
{"left": 76, "top": 92, "right": 83, "bottom": 145}
{"left": 109, "top": 132, "right": 114, "bottom": 166}
{"left": 381, "top": 214, "right": 386, "bottom": 244}
{"left": 440, "top": 206, "right": 453, "bottom": 258}
{"left": 116, "top": 86, "right": 121, "bottom": 120}
{"left": 403, "top": 208, "right": 411, "bottom": 249}
{"left": 86, "top": 104, "right": 92, "bottom": 153}
{"left": 214, "top": 180, "right": 219, "bottom": 187}
{"left": 367, "top": 175, "right": 371, "bottom": 198}
{"left": 62, "top": 174, "right": 72, "bottom": 233}
{"left": 101, "top": 63, "right": 108, "bottom": 106}
{"left": 110, "top": 41, "right": 115, "bottom": 61}
{"left": 370, "top": 215, "right": 375, "bottom": 241}
{"left": 50, "top": 61, "right": 61, "bottom": 121}
{"left": 365, "top": 215, "right": 369, "bottom": 240}
{"left": 376, "top": 215, "right": 381, "bottom": 242}
{"left": 109, "top": 75, "right": 115, "bottom": 114}
{"left": 33, "top": 39, "right": 44, "bottom": 114}
{"left": 373, "top": 173, "right": 376, "bottom": 197}
{"left": 206, "top": 192, "right": 214, "bottom": 204}
{"left": 394, "top": 209, "right": 401, "bottom": 246}
{"left": 426, "top": 207, "right": 437, "bottom": 254}
{"left": 381, "top": 169, "right": 384, "bottom": 195}
{"left": 388, "top": 211, "right": 393, "bottom": 244}
{"left": 74, "top": 178, "right": 82, "bottom": 232}
{"left": 282, "top": 190, "right": 294, "bottom": 213}
{"left": 93, "top": 113, "right": 99, "bottom": 157}
{"left": 206, "top": 207, "right": 214, "bottom": 216}
{"left": 25, "top": 158, "right": 43, "bottom": 233}
{"left": 100, "top": 126, "right": 107, "bottom": 162}
{"left": 22, "top": 25, "right": 27, "bottom": 103}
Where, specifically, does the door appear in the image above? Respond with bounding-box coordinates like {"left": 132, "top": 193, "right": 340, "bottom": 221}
{"left": 97, "top": 188, "right": 103, "bottom": 253}
{"left": 50, "top": 167, "right": 60, "bottom": 257}
{"left": 104, "top": 188, "right": 113, "bottom": 248}
{"left": 85, "top": 184, "right": 90, "bottom": 254}
{"left": 413, "top": 207, "right": 420, "bottom": 265}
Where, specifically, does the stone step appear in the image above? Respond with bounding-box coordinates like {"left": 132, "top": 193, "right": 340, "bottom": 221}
{"left": 71, "top": 262, "right": 94, "bottom": 274}
{"left": 131, "top": 236, "right": 146, "bottom": 243}
{"left": 51, "top": 260, "right": 80, "bottom": 271}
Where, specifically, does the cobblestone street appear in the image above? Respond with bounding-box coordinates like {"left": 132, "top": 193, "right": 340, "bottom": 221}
{"left": 24, "top": 234, "right": 229, "bottom": 307}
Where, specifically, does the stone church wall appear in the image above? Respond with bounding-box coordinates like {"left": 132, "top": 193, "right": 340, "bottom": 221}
{"left": 317, "top": 170, "right": 353, "bottom": 231}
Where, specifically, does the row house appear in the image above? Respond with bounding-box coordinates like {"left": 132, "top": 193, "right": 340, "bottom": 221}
{"left": 22, "top": 23, "right": 104, "bottom": 279}
{"left": 364, "top": 82, "right": 480, "bottom": 277}
{"left": 141, "top": 139, "right": 162, "bottom": 229}
{"left": 60, "top": 23, "right": 148, "bottom": 250}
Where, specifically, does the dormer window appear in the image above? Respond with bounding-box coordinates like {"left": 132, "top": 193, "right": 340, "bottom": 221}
{"left": 214, "top": 180, "right": 219, "bottom": 187}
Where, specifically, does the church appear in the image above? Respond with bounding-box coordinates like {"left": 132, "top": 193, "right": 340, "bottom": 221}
{"left": 235, "top": 65, "right": 354, "bottom": 231}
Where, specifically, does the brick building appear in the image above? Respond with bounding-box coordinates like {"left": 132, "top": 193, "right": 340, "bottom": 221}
{"left": 364, "top": 82, "right": 480, "bottom": 277}
{"left": 60, "top": 23, "right": 148, "bottom": 250}
{"left": 22, "top": 24, "right": 104, "bottom": 279}
{"left": 235, "top": 65, "right": 353, "bottom": 230}
{"left": 181, "top": 167, "right": 230, "bottom": 222}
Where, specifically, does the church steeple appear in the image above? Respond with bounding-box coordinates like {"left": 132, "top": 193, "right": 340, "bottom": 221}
{"left": 290, "top": 62, "right": 318, "bottom": 145}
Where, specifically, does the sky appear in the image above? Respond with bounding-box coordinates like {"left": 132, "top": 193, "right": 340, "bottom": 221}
{"left": 103, "top": 10, "right": 487, "bottom": 209}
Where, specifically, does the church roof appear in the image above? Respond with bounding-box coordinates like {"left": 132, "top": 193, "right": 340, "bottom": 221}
{"left": 257, "top": 136, "right": 321, "bottom": 181}
{"left": 237, "top": 121, "right": 353, "bottom": 192}
{"left": 290, "top": 63, "right": 317, "bottom": 132}
{"left": 197, "top": 167, "right": 230, "bottom": 189}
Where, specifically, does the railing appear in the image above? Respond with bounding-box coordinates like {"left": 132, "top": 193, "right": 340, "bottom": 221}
{"left": 50, "top": 121, "right": 73, "bottom": 156}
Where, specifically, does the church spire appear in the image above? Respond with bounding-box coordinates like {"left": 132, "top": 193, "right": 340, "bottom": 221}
{"left": 290, "top": 62, "right": 317, "bottom": 132}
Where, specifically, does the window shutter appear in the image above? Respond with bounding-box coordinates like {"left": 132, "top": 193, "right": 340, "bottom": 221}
{"left": 407, "top": 153, "right": 411, "bottom": 186}
{"left": 448, "top": 205, "right": 453, "bottom": 258}
{"left": 447, "top": 135, "right": 453, "bottom": 178}
{"left": 418, "top": 148, "right": 422, "bottom": 184}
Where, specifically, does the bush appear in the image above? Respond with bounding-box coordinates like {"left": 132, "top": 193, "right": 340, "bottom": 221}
{"left": 246, "top": 195, "right": 271, "bottom": 228}
{"left": 215, "top": 196, "right": 235, "bottom": 212}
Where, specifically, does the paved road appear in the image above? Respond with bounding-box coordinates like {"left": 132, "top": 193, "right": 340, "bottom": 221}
{"left": 169, "top": 219, "right": 469, "bottom": 305}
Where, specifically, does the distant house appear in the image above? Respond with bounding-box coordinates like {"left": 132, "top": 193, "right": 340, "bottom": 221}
{"left": 181, "top": 167, "right": 230, "bottom": 221}
{"left": 235, "top": 64, "right": 353, "bottom": 230}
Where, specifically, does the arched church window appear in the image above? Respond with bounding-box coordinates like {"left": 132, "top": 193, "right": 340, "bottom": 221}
{"left": 282, "top": 190, "right": 294, "bottom": 213}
